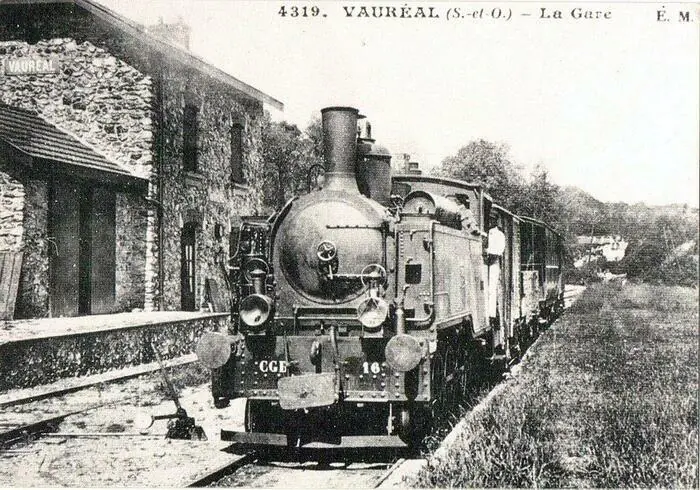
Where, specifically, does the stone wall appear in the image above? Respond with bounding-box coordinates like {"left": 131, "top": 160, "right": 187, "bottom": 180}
{"left": 0, "top": 313, "right": 229, "bottom": 390}
{"left": 157, "top": 62, "right": 265, "bottom": 310}
{"left": 14, "top": 180, "right": 49, "bottom": 318}
{"left": 0, "top": 39, "right": 154, "bottom": 178}
{"left": 115, "top": 192, "right": 148, "bottom": 311}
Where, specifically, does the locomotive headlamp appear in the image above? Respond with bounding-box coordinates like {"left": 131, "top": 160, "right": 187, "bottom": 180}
{"left": 384, "top": 334, "right": 424, "bottom": 372}
{"left": 239, "top": 293, "right": 273, "bottom": 330}
{"left": 356, "top": 296, "right": 389, "bottom": 328}
{"left": 196, "top": 332, "right": 232, "bottom": 369}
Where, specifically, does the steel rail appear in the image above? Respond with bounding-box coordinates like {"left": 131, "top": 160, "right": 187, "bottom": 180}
{"left": 0, "top": 354, "right": 198, "bottom": 408}
{"left": 0, "top": 413, "right": 73, "bottom": 448}
{"left": 373, "top": 458, "right": 407, "bottom": 488}
{"left": 0, "top": 393, "right": 157, "bottom": 448}
{"left": 185, "top": 452, "right": 257, "bottom": 487}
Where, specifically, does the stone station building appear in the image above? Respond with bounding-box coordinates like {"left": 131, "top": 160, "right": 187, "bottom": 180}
{"left": 0, "top": 0, "right": 282, "bottom": 320}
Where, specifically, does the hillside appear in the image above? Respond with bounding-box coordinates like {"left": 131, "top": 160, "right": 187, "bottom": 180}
{"left": 559, "top": 186, "right": 698, "bottom": 286}
{"left": 559, "top": 186, "right": 698, "bottom": 237}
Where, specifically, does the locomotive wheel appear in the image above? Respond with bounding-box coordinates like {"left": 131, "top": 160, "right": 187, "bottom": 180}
{"left": 398, "top": 399, "right": 437, "bottom": 448}
{"left": 521, "top": 319, "right": 533, "bottom": 351}
{"left": 458, "top": 342, "right": 474, "bottom": 398}
{"left": 458, "top": 356, "right": 469, "bottom": 397}
{"left": 430, "top": 352, "right": 446, "bottom": 410}
{"left": 510, "top": 322, "right": 524, "bottom": 360}
{"left": 455, "top": 325, "right": 473, "bottom": 398}
{"left": 244, "top": 399, "right": 285, "bottom": 435}
{"left": 443, "top": 346, "right": 458, "bottom": 407}
{"left": 554, "top": 299, "right": 564, "bottom": 319}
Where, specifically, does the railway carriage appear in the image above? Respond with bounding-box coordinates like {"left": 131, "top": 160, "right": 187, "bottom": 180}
{"left": 196, "top": 106, "right": 565, "bottom": 450}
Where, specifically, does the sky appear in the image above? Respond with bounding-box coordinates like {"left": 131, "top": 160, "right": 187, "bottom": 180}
{"left": 99, "top": 0, "right": 699, "bottom": 207}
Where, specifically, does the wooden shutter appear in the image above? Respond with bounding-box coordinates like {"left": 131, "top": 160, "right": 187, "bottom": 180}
{"left": 0, "top": 251, "right": 23, "bottom": 320}
{"left": 90, "top": 187, "right": 116, "bottom": 314}
{"left": 50, "top": 181, "right": 80, "bottom": 317}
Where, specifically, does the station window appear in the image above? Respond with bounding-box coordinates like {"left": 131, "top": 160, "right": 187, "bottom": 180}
{"left": 183, "top": 104, "right": 198, "bottom": 172}
{"left": 231, "top": 122, "right": 245, "bottom": 184}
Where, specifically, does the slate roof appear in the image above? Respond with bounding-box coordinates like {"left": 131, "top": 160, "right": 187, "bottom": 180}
{"left": 0, "top": 103, "right": 146, "bottom": 189}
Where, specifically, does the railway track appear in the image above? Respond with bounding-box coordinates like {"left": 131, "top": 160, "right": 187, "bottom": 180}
{"left": 186, "top": 452, "right": 258, "bottom": 487}
{"left": 189, "top": 454, "right": 407, "bottom": 489}
{"left": 0, "top": 353, "right": 198, "bottom": 409}
{"left": 0, "top": 413, "right": 72, "bottom": 449}
{"left": 0, "top": 399, "right": 149, "bottom": 450}
{"left": 2, "top": 288, "right": 586, "bottom": 487}
{"left": 0, "top": 380, "right": 243, "bottom": 486}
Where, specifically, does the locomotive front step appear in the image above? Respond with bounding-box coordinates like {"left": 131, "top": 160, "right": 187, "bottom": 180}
{"left": 221, "top": 429, "right": 288, "bottom": 447}
{"left": 221, "top": 429, "right": 408, "bottom": 449}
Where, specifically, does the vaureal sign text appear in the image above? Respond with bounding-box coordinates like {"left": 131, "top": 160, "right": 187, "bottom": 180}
{"left": 3, "top": 57, "right": 60, "bottom": 76}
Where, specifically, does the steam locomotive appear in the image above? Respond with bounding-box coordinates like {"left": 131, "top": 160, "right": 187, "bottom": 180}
{"left": 195, "top": 106, "right": 564, "bottom": 449}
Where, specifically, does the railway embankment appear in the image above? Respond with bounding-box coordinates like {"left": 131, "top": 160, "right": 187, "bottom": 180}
{"left": 405, "top": 282, "right": 698, "bottom": 488}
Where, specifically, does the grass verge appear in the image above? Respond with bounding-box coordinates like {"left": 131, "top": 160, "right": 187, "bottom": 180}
{"left": 413, "top": 282, "right": 698, "bottom": 488}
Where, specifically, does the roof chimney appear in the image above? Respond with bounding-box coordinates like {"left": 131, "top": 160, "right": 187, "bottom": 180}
{"left": 147, "top": 17, "right": 191, "bottom": 50}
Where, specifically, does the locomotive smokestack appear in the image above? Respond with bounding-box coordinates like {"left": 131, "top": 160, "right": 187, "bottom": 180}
{"left": 321, "top": 106, "right": 361, "bottom": 193}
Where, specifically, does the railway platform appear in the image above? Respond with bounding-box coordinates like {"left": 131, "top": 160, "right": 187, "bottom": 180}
{"left": 0, "top": 311, "right": 229, "bottom": 393}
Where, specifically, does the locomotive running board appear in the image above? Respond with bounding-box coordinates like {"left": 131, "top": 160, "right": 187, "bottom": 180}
{"left": 221, "top": 430, "right": 407, "bottom": 449}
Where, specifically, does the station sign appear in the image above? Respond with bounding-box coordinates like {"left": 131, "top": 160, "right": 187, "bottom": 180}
{"left": 3, "top": 57, "right": 60, "bottom": 76}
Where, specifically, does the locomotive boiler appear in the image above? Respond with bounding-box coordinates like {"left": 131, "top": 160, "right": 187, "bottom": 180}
{"left": 195, "top": 106, "right": 565, "bottom": 449}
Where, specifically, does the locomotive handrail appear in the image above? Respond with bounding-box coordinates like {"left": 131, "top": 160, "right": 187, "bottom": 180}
{"left": 326, "top": 224, "right": 385, "bottom": 230}
{"left": 292, "top": 306, "right": 360, "bottom": 330}
{"left": 405, "top": 301, "right": 435, "bottom": 326}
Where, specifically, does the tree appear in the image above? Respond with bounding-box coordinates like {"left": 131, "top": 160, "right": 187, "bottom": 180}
{"left": 520, "top": 165, "right": 565, "bottom": 230}
{"left": 305, "top": 114, "right": 323, "bottom": 162}
{"left": 260, "top": 112, "right": 321, "bottom": 212}
{"left": 620, "top": 211, "right": 699, "bottom": 285}
{"left": 433, "top": 140, "right": 525, "bottom": 210}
